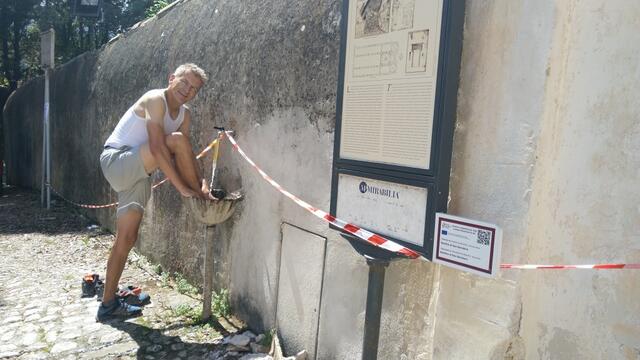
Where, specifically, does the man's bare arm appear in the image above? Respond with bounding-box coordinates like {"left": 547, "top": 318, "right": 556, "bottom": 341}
{"left": 177, "top": 108, "right": 191, "bottom": 137}
{"left": 145, "top": 97, "right": 196, "bottom": 197}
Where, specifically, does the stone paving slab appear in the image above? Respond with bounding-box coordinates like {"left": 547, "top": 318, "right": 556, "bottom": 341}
{"left": 0, "top": 188, "right": 244, "bottom": 359}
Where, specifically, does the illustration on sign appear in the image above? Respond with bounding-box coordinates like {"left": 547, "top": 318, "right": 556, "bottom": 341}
{"left": 355, "top": 0, "right": 416, "bottom": 38}
{"left": 353, "top": 42, "right": 399, "bottom": 77}
{"left": 406, "top": 30, "right": 428, "bottom": 72}
{"left": 340, "top": 0, "right": 442, "bottom": 170}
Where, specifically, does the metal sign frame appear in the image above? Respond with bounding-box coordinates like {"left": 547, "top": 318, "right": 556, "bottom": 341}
{"left": 330, "top": 0, "right": 465, "bottom": 259}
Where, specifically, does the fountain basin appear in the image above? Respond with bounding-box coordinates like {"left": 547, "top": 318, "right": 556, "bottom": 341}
{"left": 185, "top": 190, "right": 243, "bottom": 226}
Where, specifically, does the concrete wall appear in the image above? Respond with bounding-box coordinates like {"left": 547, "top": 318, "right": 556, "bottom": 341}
{"left": 4, "top": 0, "right": 640, "bottom": 359}
{"left": 433, "top": 1, "right": 640, "bottom": 359}
{"left": 520, "top": 1, "right": 640, "bottom": 358}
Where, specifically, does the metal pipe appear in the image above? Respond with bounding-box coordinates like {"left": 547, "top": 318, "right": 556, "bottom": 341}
{"left": 45, "top": 68, "right": 51, "bottom": 209}
{"left": 42, "top": 68, "right": 50, "bottom": 208}
{"left": 41, "top": 101, "right": 46, "bottom": 207}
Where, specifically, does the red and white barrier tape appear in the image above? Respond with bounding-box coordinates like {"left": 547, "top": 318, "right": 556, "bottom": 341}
{"left": 500, "top": 263, "right": 640, "bottom": 270}
{"left": 52, "top": 138, "right": 221, "bottom": 208}
{"left": 224, "top": 131, "right": 640, "bottom": 270}
{"left": 50, "top": 132, "right": 639, "bottom": 270}
{"left": 50, "top": 186, "right": 118, "bottom": 209}
{"left": 224, "top": 131, "right": 420, "bottom": 259}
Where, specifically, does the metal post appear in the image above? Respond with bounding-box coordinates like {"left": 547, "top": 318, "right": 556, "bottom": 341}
{"left": 41, "top": 29, "right": 54, "bottom": 209}
{"left": 202, "top": 225, "right": 215, "bottom": 320}
{"left": 362, "top": 258, "right": 389, "bottom": 360}
{"left": 45, "top": 68, "right": 51, "bottom": 209}
{"left": 41, "top": 91, "right": 46, "bottom": 207}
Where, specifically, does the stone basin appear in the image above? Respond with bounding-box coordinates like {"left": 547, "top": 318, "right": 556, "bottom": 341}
{"left": 185, "top": 190, "right": 243, "bottom": 225}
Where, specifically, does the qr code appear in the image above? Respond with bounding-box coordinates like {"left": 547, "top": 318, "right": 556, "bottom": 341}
{"left": 477, "top": 230, "right": 491, "bottom": 245}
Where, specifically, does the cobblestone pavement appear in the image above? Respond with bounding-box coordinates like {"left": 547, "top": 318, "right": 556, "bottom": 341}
{"left": 0, "top": 187, "right": 244, "bottom": 359}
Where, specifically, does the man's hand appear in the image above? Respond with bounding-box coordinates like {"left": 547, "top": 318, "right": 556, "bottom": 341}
{"left": 200, "top": 179, "right": 217, "bottom": 200}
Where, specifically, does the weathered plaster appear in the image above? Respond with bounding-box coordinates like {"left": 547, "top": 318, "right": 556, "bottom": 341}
{"left": 521, "top": 1, "right": 640, "bottom": 358}
{"left": 433, "top": 1, "right": 555, "bottom": 359}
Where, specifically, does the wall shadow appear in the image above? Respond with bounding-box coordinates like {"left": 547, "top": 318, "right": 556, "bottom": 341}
{"left": 104, "top": 317, "right": 230, "bottom": 359}
{"left": 0, "top": 186, "right": 98, "bottom": 236}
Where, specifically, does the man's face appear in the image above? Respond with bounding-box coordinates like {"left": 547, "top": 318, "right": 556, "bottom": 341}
{"left": 168, "top": 71, "right": 203, "bottom": 105}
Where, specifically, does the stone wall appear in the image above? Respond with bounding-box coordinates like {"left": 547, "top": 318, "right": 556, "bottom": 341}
{"left": 3, "top": 1, "right": 341, "bottom": 356}
{"left": 0, "top": 86, "right": 11, "bottom": 190}
{"left": 4, "top": 0, "right": 640, "bottom": 359}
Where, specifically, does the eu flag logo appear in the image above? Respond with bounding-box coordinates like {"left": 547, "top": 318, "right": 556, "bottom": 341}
{"left": 442, "top": 230, "right": 448, "bottom": 235}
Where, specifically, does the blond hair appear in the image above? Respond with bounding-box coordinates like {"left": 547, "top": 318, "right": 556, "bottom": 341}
{"left": 174, "top": 63, "right": 208, "bottom": 83}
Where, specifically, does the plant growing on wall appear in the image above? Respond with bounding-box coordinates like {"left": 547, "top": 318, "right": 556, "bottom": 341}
{"left": 144, "top": 0, "right": 169, "bottom": 18}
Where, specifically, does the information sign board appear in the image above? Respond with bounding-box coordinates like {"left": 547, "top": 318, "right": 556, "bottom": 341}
{"left": 330, "top": 0, "right": 465, "bottom": 258}
{"left": 340, "top": 0, "right": 444, "bottom": 170}
{"left": 336, "top": 173, "right": 428, "bottom": 245}
{"left": 432, "top": 213, "right": 502, "bottom": 277}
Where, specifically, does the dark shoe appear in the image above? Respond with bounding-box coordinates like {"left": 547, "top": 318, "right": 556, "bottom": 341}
{"left": 81, "top": 273, "right": 99, "bottom": 298}
{"left": 95, "top": 280, "right": 104, "bottom": 301}
{"left": 117, "top": 286, "right": 151, "bottom": 306}
{"left": 96, "top": 298, "right": 142, "bottom": 322}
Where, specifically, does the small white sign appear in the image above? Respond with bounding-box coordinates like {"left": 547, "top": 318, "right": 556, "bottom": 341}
{"left": 40, "top": 29, "right": 55, "bottom": 68}
{"left": 336, "top": 174, "right": 427, "bottom": 246}
{"left": 432, "top": 213, "right": 502, "bottom": 277}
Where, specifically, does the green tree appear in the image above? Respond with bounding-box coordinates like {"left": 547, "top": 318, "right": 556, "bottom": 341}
{"left": 0, "top": 0, "right": 40, "bottom": 90}
{"left": 145, "top": 0, "right": 169, "bottom": 18}
{"left": 0, "top": 0, "right": 159, "bottom": 90}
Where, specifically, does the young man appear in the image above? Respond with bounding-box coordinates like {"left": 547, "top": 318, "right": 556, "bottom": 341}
{"left": 98, "top": 63, "right": 210, "bottom": 321}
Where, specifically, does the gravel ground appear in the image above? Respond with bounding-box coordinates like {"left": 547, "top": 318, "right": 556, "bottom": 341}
{"left": 0, "top": 186, "right": 245, "bottom": 359}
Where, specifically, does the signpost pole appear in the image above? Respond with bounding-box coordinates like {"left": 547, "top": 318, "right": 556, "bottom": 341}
{"left": 45, "top": 67, "right": 51, "bottom": 209}
{"left": 362, "top": 258, "right": 389, "bottom": 360}
{"left": 40, "top": 29, "right": 54, "bottom": 209}
{"left": 340, "top": 233, "right": 401, "bottom": 360}
{"left": 41, "top": 88, "right": 46, "bottom": 207}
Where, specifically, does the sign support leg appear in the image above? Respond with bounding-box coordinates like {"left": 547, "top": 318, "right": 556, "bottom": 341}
{"left": 362, "top": 257, "right": 389, "bottom": 360}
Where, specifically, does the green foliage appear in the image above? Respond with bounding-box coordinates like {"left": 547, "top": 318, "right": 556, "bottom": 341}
{"left": 174, "top": 272, "right": 198, "bottom": 295}
{"left": 145, "top": 0, "right": 170, "bottom": 18}
{"left": 159, "top": 271, "right": 170, "bottom": 287}
{"left": 173, "top": 303, "right": 202, "bottom": 323}
{"left": 260, "top": 329, "right": 275, "bottom": 347}
{"left": 152, "top": 263, "right": 163, "bottom": 275}
{"left": 212, "top": 288, "right": 231, "bottom": 318}
{"left": 0, "top": 0, "right": 161, "bottom": 88}
{"left": 81, "top": 235, "right": 91, "bottom": 246}
{"left": 173, "top": 303, "right": 193, "bottom": 316}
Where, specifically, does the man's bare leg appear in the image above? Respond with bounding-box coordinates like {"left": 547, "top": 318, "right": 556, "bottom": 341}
{"left": 140, "top": 133, "right": 209, "bottom": 196}
{"left": 102, "top": 209, "right": 143, "bottom": 304}
{"left": 166, "top": 133, "right": 203, "bottom": 193}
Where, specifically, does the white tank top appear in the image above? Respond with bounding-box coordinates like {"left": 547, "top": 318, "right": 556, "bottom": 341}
{"left": 104, "top": 89, "right": 186, "bottom": 148}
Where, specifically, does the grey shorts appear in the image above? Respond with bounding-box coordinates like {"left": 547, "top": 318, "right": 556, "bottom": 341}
{"left": 100, "top": 145, "right": 151, "bottom": 218}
